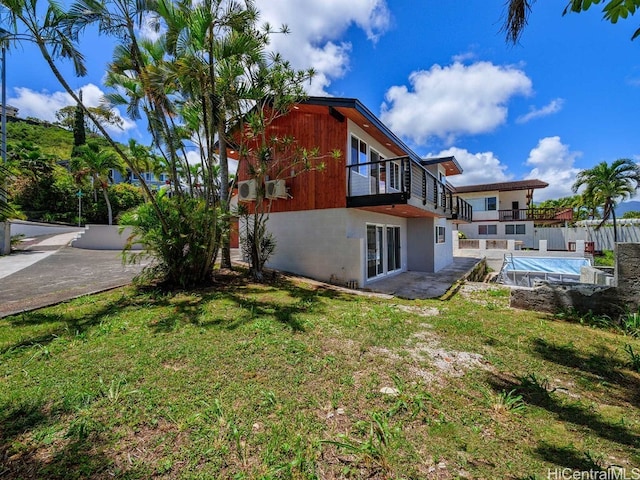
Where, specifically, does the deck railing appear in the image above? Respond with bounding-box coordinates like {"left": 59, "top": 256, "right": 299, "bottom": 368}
{"left": 346, "top": 156, "right": 471, "bottom": 221}
{"left": 498, "top": 208, "right": 574, "bottom": 222}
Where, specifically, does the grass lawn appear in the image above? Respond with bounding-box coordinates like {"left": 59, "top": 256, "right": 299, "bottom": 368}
{"left": 1, "top": 273, "right": 639, "bottom": 479}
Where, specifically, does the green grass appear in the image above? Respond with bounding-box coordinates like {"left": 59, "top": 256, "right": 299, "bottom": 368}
{"left": 594, "top": 250, "right": 615, "bottom": 267}
{"left": 1, "top": 278, "right": 639, "bottom": 478}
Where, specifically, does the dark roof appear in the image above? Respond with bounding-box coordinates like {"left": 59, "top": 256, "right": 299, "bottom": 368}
{"left": 420, "top": 156, "right": 463, "bottom": 176}
{"left": 301, "top": 96, "right": 424, "bottom": 165}
{"left": 450, "top": 179, "right": 549, "bottom": 194}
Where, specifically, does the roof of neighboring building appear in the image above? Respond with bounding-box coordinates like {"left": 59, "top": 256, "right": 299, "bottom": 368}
{"left": 420, "top": 156, "right": 463, "bottom": 176}
{"left": 450, "top": 179, "right": 549, "bottom": 194}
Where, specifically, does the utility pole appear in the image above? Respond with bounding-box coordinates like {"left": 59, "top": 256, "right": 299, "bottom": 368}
{"left": 0, "top": 39, "right": 10, "bottom": 256}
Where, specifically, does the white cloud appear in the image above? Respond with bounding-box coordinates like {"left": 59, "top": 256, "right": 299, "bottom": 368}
{"left": 436, "top": 137, "right": 581, "bottom": 202}
{"left": 9, "top": 83, "right": 136, "bottom": 135}
{"left": 516, "top": 98, "right": 564, "bottom": 124}
{"left": 434, "top": 147, "right": 513, "bottom": 187}
{"left": 380, "top": 61, "right": 532, "bottom": 146}
{"left": 524, "top": 136, "right": 581, "bottom": 201}
{"left": 256, "top": 0, "right": 391, "bottom": 94}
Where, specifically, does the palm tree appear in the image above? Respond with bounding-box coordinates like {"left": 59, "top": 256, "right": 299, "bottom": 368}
{"left": 502, "top": 0, "right": 640, "bottom": 44}
{"left": 71, "top": 144, "right": 124, "bottom": 225}
{"left": 572, "top": 158, "right": 640, "bottom": 243}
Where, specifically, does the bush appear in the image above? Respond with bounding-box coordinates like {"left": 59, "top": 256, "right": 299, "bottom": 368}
{"left": 120, "top": 193, "right": 223, "bottom": 288}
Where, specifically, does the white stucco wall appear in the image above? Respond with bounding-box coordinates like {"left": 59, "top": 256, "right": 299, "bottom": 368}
{"left": 434, "top": 218, "right": 454, "bottom": 272}
{"left": 72, "top": 225, "right": 143, "bottom": 250}
{"left": 249, "top": 208, "right": 415, "bottom": 287}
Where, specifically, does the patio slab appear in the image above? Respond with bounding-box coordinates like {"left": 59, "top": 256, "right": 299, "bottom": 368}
{"left": 362, "top": 257, "right": 483, "bottom": 300}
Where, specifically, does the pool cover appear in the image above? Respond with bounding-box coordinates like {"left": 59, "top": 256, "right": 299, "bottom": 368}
{"left": 499, "top": 256, "right": 592, "bottom": 286}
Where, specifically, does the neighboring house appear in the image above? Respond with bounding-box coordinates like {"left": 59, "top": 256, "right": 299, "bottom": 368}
{"left": 236, "top": 96, "right": 473, "bottom": 288}
{"left": 3, "top": 105, "right": 19, "bottom": 118}
{"left": 452, "top": 179, "right": 573, "bottom": 248}
{"left": 110, "top": 169, "right": 171, "bottom": 189}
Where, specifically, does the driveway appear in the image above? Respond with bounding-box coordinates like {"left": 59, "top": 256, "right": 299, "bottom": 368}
{"left": 0, "top": 233, "right": 146, "bottom": 318}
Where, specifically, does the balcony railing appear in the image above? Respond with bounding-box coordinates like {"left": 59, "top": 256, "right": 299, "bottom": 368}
{"left": 450, "top": 195, "right": 473, "bottom": 223}
{"left": 346, "top": 156, "right": 472, "bottom": 221}
{"left": 498, "top": 207, "right": 574, "bottom": 222}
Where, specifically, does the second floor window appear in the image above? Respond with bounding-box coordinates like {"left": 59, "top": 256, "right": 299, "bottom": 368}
{"left": 350, "top": 135, "right": 368, "bottom": 176}
{"left": 485, "top": 197, "right": 497, "bottom": 211}
{"left": 389, "top": 162, "right": 400, "bottom": 190}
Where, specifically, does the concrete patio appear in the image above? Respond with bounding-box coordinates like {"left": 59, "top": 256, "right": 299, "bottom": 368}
{"left": 361, "top": 257, "right": 484, "bottom": 300}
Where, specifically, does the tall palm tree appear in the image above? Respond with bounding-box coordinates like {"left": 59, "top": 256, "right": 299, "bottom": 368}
{"left": 572, "top": 158, "right": 640, "bottom": 242}
{"left": 71, "top": 144, "right": 124, "bottom": 225}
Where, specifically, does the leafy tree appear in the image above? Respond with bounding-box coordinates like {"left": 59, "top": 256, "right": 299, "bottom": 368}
{"left": 537, "top": 193, "right": 599, "bottom": 221}
{"left": 70, "top": 143, "right": 124, "bottom": 225}
{"left": 572, "top": 158, "right": 640, "bottom": 242}
{"left": 0, "top": 163, "right": 18, "bottom": 222}
{"left": 622, "top": 210, "right": 640, "bottom": 218}
{"left": 56, "top": 104, "right": 124, "bottom": 136}
{"left": 502, "top": 0, "right": 640, "bottom": 44}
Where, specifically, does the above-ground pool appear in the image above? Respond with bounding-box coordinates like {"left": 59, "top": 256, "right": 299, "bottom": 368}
{"left": 498, "top": 255, "right": 592, "bottom": 286}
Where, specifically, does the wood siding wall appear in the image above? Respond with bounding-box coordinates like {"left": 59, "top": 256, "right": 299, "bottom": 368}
{"left": 237, "top": 107, "right": 348, "bottom": 212}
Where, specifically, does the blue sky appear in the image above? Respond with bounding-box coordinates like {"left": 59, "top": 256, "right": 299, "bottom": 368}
{"left": 5, "top": 0, "right": 640, "bottom": 201}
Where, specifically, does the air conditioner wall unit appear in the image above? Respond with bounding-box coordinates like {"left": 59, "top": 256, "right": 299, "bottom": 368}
{"left": 238, "top": 179, "right": 257, "bottom": 201}
{"left": 265, "top": 179, "right": 288, "bottom": 199}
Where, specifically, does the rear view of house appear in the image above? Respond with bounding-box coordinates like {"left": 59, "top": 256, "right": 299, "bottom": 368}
{"left": 237, "top": 97, "right": 472, "bottom": 288}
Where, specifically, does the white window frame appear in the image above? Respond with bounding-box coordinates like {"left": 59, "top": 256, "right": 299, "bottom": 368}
{"left": 350, "top": 134, "right": 368, "bottom": 177}
{"left": 389, "top": 161, "right": 401, "bottom": 191}
{"left": 366, "top": 223, "right": 402, "bottom": 280}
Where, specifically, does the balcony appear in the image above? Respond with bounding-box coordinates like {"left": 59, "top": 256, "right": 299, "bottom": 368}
{"left": 346, "top": 156, "right": 472, "bottom": 222}
{"left": 498, "top": 207, "right": 574, "bottom": 223}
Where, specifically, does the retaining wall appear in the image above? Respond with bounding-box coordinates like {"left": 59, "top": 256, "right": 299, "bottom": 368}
{"left": 71, "top": 225, "right": 143, "bottom": 250}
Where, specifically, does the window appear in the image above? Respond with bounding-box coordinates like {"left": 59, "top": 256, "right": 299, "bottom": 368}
{"left": 350, "top": 135, "right": 368, "bottom": 176}
{"left": 387, "top": 226, "right": 401, "bottom": 272}
{"left": 505, "top": 224, "right": 526, "bottom": 235}
{"left": 435, "top": 226, "right": 446, "bottom": 244}
{"left": 485, "top": 197, "right": 497, "bottom": 211}
{"left": 478, "top": 224, "right": 497, "bottom": 235}
{"left": 389, "top": 162, "right": 401, "bottom": 190}
{"left": 367, "top": 224, "right": 384, "bottom": 279}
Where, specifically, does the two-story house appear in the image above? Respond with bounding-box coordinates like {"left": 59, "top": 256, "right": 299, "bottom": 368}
{"left": 452, "top": 179, "right": 573, "bottom": 248}
{"left": 236, "top": 96, "right": 472, "bottom": 288}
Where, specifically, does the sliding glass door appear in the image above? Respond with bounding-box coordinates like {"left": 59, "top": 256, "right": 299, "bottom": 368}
{"left": 367, "top": 224, "right": 401, "bottom": 280}
{"left": 367, "top": 225, "right": 384, "bottom": 279}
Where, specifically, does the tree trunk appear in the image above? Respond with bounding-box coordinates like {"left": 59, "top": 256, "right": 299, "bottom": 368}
{"left": 219, "top": 122, "right": 232, "bottom": 269}
{"left": 102, "top": 186, "right": 113, "bottom": 226}
{"left": 612, "top": 206, "right": 618, "bottom": 244}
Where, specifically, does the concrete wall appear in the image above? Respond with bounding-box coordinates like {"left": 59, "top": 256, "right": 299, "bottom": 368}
{"left": 257, "top": 209, "right": 365, "bottom": 287}
{"left": 407, "top": 217, "right": 434, "bottom": 272}
{"left": 0, "top": 222, "right": 10, "bottom": 255}
{"left": 510, "top": 243, "right": 640, "bottom": 316}
{"left": 249, "top": 207, "right": 459, "bottom": 287}
{"left": 71, "top": 225, "right": 143, "bottom": 250}
{"left": 434, "top": 218, "right": 453, "bottom": 272}
{"left": 10, "top": 220, "right": 84, "bottom": 237}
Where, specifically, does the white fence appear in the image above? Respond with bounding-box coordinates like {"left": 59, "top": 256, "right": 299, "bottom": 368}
{"left": 534, "top": 220, "right": 640, "bottom": 251}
